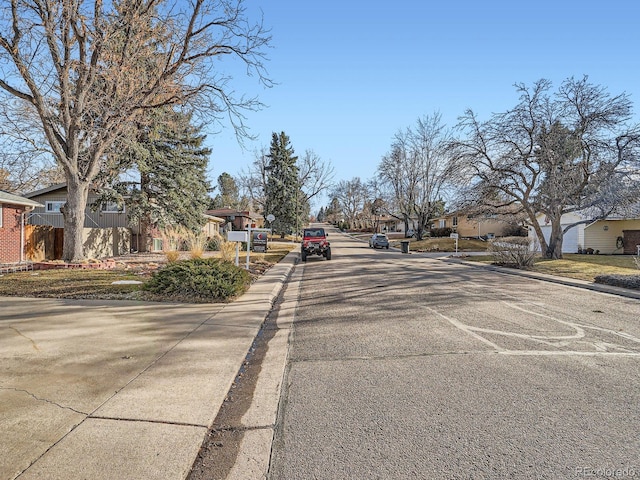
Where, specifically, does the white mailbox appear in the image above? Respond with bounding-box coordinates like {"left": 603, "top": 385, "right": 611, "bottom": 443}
{"left": 227, "top": 231, "right": 248, "bottom": 242}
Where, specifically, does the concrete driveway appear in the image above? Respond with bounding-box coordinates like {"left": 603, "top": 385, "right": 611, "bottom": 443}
{"left": 1, "top": 252, "right": 295, "bottom": 480}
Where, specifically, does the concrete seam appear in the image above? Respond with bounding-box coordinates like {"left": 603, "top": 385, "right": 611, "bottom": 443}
{"left": 87, "top": 415, "right": 209, "bottom": 429}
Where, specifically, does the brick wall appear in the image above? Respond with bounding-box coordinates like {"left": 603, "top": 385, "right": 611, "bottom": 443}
{"left": 0, "top": 204, "right": 24, "bottom": 263}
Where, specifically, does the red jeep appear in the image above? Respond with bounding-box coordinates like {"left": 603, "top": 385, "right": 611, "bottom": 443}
{"left": 301, "top": 228, "right": 331, "bottom": 261}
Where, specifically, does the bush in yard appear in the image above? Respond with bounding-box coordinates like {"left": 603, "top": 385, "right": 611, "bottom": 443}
{"left": 488, "top": 236, "right": 538, "bottom": 268}
{"left": 430, "top": 227, "right": 453, "bottom": 238}
{"left": 144, "top": 258, "right": 251, "bottom": 302}
{"left": 594, "top": 274, "right": 640, "bottom": 290}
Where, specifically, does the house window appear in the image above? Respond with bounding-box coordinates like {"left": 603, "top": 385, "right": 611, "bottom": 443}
{"left": 452, "top": 216, "right": 458, "bottom": 227}
{"left": 46, "top": 201, "right": 65, "bottom": 213}
{"left": 439, "top": 219, "right": 446, "bottom": 228}
{"left": 101, "top": 201, "right": 124, "bottom": 213}
{"left": 153, "top": 238, "right": 163, "bottom": 251}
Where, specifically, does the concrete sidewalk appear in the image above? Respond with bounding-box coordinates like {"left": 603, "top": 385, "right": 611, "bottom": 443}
{"left": 1, "top": 250, "right": 297, "bottom": 480}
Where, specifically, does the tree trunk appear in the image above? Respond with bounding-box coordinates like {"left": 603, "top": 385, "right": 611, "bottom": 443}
{"left": 61, "top": 178, "right": 90, "bottom": 262}
{"left": 545, "top": 217, "right": 564, "bottom": 259}
{"left": 139, "top": 213, "right": 153, "bottom": 253}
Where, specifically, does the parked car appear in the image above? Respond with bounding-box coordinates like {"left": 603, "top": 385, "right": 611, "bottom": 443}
{"left": 301, "top": 228, "right": 331, "bottom": 261}
{"left": 369, "top": 233, "right": 390, "bottom": 249}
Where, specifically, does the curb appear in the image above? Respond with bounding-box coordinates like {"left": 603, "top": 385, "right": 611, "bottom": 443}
{"left": 443, "top": 256, "right": 640, "bottom": 301}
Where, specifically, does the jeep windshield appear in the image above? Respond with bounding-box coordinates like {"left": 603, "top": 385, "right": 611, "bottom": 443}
{"left": 303, "top": 229, "right": 325, "bottom": 238}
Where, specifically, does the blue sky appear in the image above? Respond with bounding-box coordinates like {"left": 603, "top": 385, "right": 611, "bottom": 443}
{"left": 205, "top": 0, "right": 640, "bottom": 208}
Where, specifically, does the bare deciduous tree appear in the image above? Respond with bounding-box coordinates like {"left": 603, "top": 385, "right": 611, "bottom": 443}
{"left": 298, "top": 149, "right": 335, "bottom": 205}
{"left": 237, "top": 147, "right": 270, "bottom": 212}
{"left": 238, "top": 147, "right": 334, "bottom": 218}
{"left": 0, "top": 0, "right": 271, "bottom": 261}
{"left": 451, "top": 77, "right": 640, "bottom": 259}
{"left": 378, "top": 113, "right": 456, "bottom": 239}
{"left": 331, "top": 177, "right": 368, "bottom": 229}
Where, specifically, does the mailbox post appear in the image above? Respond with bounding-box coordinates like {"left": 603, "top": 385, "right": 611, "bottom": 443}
{"left": 227, "top": 231, "right": 248, "bottom": 267}
{"left": 450, "top": 233, "right": 459, "bottom": 254}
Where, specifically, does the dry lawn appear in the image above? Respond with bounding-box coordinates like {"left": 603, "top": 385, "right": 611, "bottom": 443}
{"left": 0, "top": 243, "right": 296, "bottom": 302}
{"left": 465, "top": 253, "right": 640, "bottom": 282}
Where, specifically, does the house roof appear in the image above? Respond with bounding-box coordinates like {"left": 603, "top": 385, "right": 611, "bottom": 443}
{"left": 206, "top": 208, "right": 262, "bottom": 219}
{"left": 24, "top": 183, "right": 67, "bottom": 198}
{"left": 203, "top": 214, "right": 225, "bottom": 223}
{"left": 0, "top": 190, "right": 43, "bottom": 208}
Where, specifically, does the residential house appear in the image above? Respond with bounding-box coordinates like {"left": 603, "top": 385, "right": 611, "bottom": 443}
{"left": 206, "top": 208, "right": 263, "bottom": 232}
{"left": 376, "top": 214, "right": 419, "bottom": 235}
{"left": 25, "top": 183, "right": 131, "bottom": 260}
{"left": 202, "top": 214, "right": 225, "bottom": 237}
{"left": 0, "top": 190, "right": 43, "bottom": 263}
{"left": 529, "top": 212, "right": 585, "bottom": 254}
{"left": 585, "top": 215, "right": 640, "bottom": 255}
{"left": 528, "top": 211, "right": 640, "bottom": 255}
{"left": 432, "top": 212, "right": 515, "bottom": 239}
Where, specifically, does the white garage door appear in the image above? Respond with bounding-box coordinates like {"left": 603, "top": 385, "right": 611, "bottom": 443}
{"left": 539, "top": 225, "right": 578, "bottom": 253}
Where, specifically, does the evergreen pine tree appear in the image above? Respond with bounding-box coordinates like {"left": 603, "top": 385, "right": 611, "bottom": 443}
{"left": 264, "top": 132, "right": 300, "bottom": 236}
{"left": 102, "top": 108, "right": 211, "bottom": 251}
{"left": 210, "top": 172, "right": 240, "bottom": 209}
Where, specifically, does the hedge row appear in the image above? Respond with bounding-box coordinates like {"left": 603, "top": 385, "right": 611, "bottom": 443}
{"left": 593, "top": 274, "right": 640, "bottom": 290}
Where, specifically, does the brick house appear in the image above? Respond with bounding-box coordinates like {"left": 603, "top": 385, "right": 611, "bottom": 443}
{"left": 206, "top": 208, "right": 263, "bottom": 232}
{"left": 0, "top": 190, "right": 43, "bottom": 263}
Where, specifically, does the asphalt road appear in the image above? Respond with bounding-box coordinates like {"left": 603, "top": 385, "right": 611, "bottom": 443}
{"left": 269, "top": 226, "right": 640, "bottom": 479}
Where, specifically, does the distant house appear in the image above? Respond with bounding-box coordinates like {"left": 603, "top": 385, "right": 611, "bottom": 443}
{"left": 25, "top": 183, "right": 131, "bottom": 260}
{"left": 0, "top": 190, "right": 42, "bottom": 263}
{"left": 201, "top": 214, "right": 225, "bottom": 237}
{"left": 376, "top": 215, "right": 418, "bottom": 235}
{"left": 206, "top": 208, "right": 263, "bottom": 232}
{"left": 431, "top": 212, "right": 515, "bottom": 239}
{"left": 528, "top": 211, "right": 640, "bottom": 255}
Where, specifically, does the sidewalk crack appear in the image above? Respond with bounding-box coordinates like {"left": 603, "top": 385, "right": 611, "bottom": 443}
{"left": 8, "top": 326, "right": 40, "bottom": 351}
{"left": 0, "top": 386, "right": 88, "bottom": 415}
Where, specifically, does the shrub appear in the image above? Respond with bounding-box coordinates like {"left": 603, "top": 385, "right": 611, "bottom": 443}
{"left": 186, "top": 231, "right": 208, "bottom": 259}
{"left": 430, "top": 227, "right": 453, "bottom": 238}
{"left": 219, "top": 240, "right": 239, "bottom": 263}
{"left": 165, "top": 250, "right": 180, "bottom": 263}
{"left": 206, "top": 235, "right": 222, "bottom": 251}
{"left": 144, "top": 258, "right": 251, "bottom": 302}
{"left": 594, "top": 274, "right": 640, "bottom": 290}
{"left": 488, "top": 236, "right": 537, "bottom": 268}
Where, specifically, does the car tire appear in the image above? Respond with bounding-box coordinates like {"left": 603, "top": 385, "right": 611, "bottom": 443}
{"left": 301, "top": 250, "right": 307, "bottom": 262}
{"left": 325, "top": 248, "right": 332, "bottom": 260}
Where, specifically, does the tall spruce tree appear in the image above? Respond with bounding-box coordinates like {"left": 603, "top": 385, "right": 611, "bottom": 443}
{"left": 102, "top": 108, "right": 211, "bottom": 251}
{"left": 264, "top": 132, "right": 301, "bottom": 236}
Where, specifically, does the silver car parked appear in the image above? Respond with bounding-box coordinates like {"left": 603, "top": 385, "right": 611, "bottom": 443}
{"left": 369, "top": 233, "right": 390, "bottom": 249}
